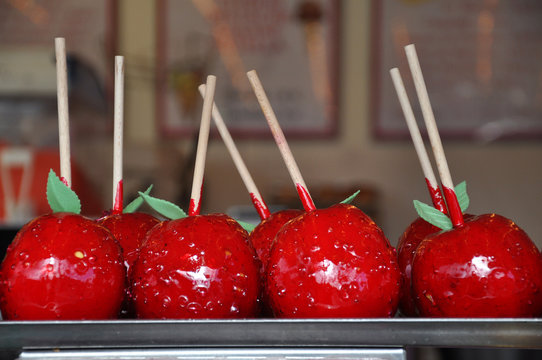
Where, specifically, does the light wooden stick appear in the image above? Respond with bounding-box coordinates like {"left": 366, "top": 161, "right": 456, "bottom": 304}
{"left": 189, "top": 75, "right": 216, "bottom": 216}
{"left": 55, "top": 37, "right": 71, "bottom": 187}
{"left": 198, "top": 84, "right": 271, "bottom": 220}
{"left": 405, "top": 44, "right": 463, "bottom": 227}
{"left": 389, "top": 67, "right": 447, "bottom": 214}
{"left": 112, "top": 56, "right": 125, "bottom": 214}
{"left": 247, "top": 70, "right": 316, "bottom": 212}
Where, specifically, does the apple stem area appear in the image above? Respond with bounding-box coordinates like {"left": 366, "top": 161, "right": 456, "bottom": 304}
{"left": 296, "top": 184, "right": 316, "bottom": 212}
{"left": 442, "top": 187, "right": 464, "bottom": 227}
{"left": 189, "top": 198, "right": 201, "bottom": 217}
{"left": 250, "top": 193, "right": 271, "bottom": 220}
{"left": 424, "top": 178, "right": 448, "bottom": 215}
{"left": 112, "top": 180, "right": 123, "bottom": 215}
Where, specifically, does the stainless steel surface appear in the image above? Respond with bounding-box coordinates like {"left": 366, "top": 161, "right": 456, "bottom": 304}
{"left": 0, "top": 318, "right": 541, "bottom": 352}
{"left": 17, "top": 348, "right": 406, "bottom": 360}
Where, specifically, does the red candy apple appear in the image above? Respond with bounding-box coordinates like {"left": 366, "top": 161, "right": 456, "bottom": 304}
{"left": 249, "top": 209, "right": 303, "bottom": 270}
{"left": 131, "top": 75, "right": 260, "bottom": 319}
{"left": 266, "top": 203, "right": 401, "bottom": 318}
{"left": 412, "top": 213, "right": 542, "bottom": 317}
{"left": 98, "top": 212, "right": 159, "bottom": 272}
{"left": 397, "top": 213, "right": 475, "bottom": 316}
{"left": 397, "top": 217, "right": 440, "bottom": 316}
{"left": 249, "top": 208, "right": 303, "bottom": 317}
{"left": 0, "top": 171, "right": 125, "bottom": 320}
{"left": 248, "top": 71, "right": 400, "bottom": 317}
{"left": 397, "top": 180, "right": 474, "bottom": 316}
{"left": 98, "top": 205, "right": 160, "bottom": 318}
{"left": 130, "top": 210, "right": 261, "bottom": 319}
{"left": 391, "top": 45, "right": 542, "bottom": 318}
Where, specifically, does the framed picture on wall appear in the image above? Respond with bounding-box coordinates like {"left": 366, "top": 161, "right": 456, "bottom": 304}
{"left": 0, "top": 0, "right": 117, "bottom": 96}
{"left": 156, "top": 0, "right": 340, "bottom": 138}
{"left": 371, "top": 0, "right": 542, "bottom": 141}
{"left": 0, "top": 0, "right": 117, "bottom": 145}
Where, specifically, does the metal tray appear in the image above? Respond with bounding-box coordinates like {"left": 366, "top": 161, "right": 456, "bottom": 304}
{"left": 0, "top": 318, "right": 541, "bottom": 353}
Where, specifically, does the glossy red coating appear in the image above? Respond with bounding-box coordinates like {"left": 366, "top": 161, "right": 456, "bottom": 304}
{"left": 295, "top": 183, "right": 316, "bottom": 212}
{"left": 266, "top": 204, "right": 400, "bottom": 318}
{"left": 398, "top": 214, "right": 475, "bottom": 316}
{"left": 249, "top": 209, "right": 303, "bottom": 270}
{"left": 397, "top": 217, "right": 441, "bottom": 316}
{"left": 442, "top": 186, "right": 464, "bottom": 227}
{"left": 249, "top": 193, "right": 271, "bottom": 220}
{"left": 112, "top": 180, "right": 124, "bottom": 215}
{"left": 98, "top": 212, "right": 160, "bottom": 273}
{"left": 188, "top": 183, "right": 204, "bottom": 216}
{"left": 412, "top": 213, "right": 542, "bottom": 317}
{"left": 0, "top": 213, "right": 125, "bottom": 320}
{"left": 131, "top": 214, "right": 261, "bottom": 319}
{"left": 98, "top": 212, "right": 160, "bottom": 317}
{"left": 188, "top": 198, "right": 201, "bottom": 217}
{"left": 424, "top": 178, "right": 447, "bottom": 214}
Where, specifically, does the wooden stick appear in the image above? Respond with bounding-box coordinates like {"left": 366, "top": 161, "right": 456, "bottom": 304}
{"left": 405, "top": 44, "right": 463, "bottom": 227}
{"left": 112, "top": 56, "right": 124, "bottom": 214}
{"left": 55, "top": 37, "right": 71, "bottom": 187}
{"left": 389, "top": 68, "right": 447, "bottom": 214}
{"left": 189, "top": 75, "right": 216, "bottom": 216}
{"left": 198, "top": 84, "right": 271, "bottom": 220}
{"left": 247, "top": 70, "right": 316, "bottom": 212}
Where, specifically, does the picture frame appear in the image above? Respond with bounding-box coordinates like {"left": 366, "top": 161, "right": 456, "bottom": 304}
{"left": 0, "top": 0, "right": 117, "bottom": 99}
{"left": 156, "top": 0, "right": 340, "bottom": 138}
{"left": 370, "top": 0, "right": 542, "bottom": 141}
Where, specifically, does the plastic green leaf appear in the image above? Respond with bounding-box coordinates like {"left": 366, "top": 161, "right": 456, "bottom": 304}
{"left": 413, "top": 200, "right": 453, "bottom": 231}
{"left": 138, "top": 192, "right": 187, "bottom": 220}
{"left": 340, "top": 190, "right": 360, "bottom": 204}
{"left": 454, "top": 181, "right": 470, "bottom": 213}
{"left": 124, "top": 185, "right": 154, "bottom": 213}
{"left": 236, "top": 219, "right": 256, "bottom": 233}
{"left": 46, "top": 169, "right": 81, "bottom": 214}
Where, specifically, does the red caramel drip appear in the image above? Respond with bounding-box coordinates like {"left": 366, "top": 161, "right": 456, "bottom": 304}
{"left": 442, "top": 186, "right": 464, "bottom": 227}
{"left": 250, "top": 193, "right": 271, "bottom": 220}
{"left": 424, "top": 178, "right": 448, "bottom": 214}
{"left": 112, "top": 180, "right": 124, "bottom": 215}
{"left": 296, "top": 183, "right": 316, "bottom": 212}
{"left": 189, "top": 182, "right": 204, "bottom": 216}
{"left": 188, "top": 198, "right": 201, "bottom": 216}
{"left": 60, "top": 177, "right": 69, "bottom": 187}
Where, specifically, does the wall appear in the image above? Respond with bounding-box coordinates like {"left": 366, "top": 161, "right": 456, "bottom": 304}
{"left": 118, "top": 0, "right": 542, "bottom": 247}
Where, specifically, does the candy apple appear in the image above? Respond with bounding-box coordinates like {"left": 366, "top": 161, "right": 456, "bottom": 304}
{"left": 249, "top": 209, "right": 303, "bottom": 270}
{"left": 397, "top": 217, "right": 440, "bottom": 316}
{"left": 130, "top": 194, "right": 261, "bottom": 319}
{"left": 247, "top": 70, "right": 399, "bottom": 317}
{"left": 266, "top": 203, "right": 401, "bottom": 318}
{"left": 98, "top": 211, "right": 159, "bottom": 272}
{"left": 98, "top": 208, "right": 160, "bottom": 318}
{"left": 412, "top": 213, "right": 542, "bottom": 317}
{"left": 249, "top": 208, "right": 303, "bottom": 317}
{"left": 0, "top": 171, "right": 125, "bottom": 320}
{"left": 398, "top": 213, "right": 477, "bottom": 317}
{"left": 397, "top": 181, "right": 473, "bottom": 316}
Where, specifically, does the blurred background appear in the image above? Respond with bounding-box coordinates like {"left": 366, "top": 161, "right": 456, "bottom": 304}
{"left": 1, "top": 1, "right": 542, "bottom": 359}
{"left": 0, "top": 0, "right": 541, "bottom": 253}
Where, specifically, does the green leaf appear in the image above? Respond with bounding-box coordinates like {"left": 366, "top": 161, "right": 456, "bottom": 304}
{"left": 340, "top": 190, "right": 360, "bottom": 204}
{"left": 124, "top": 185, "right": 154, "bottom": 213}
{"left": 413, "top": 199, "right": 453, "bottom": 231}
{"left": 46, "top": 169, "right": 81, "bottom": 214}
{"left": 454, "top": 181, "right": 470, "bottom": 213}
{"left": 236, "top": 219, "right": 256, "bottom": 233}
{"left": 138, "top": 192, "right": 187, "bottom": 220}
